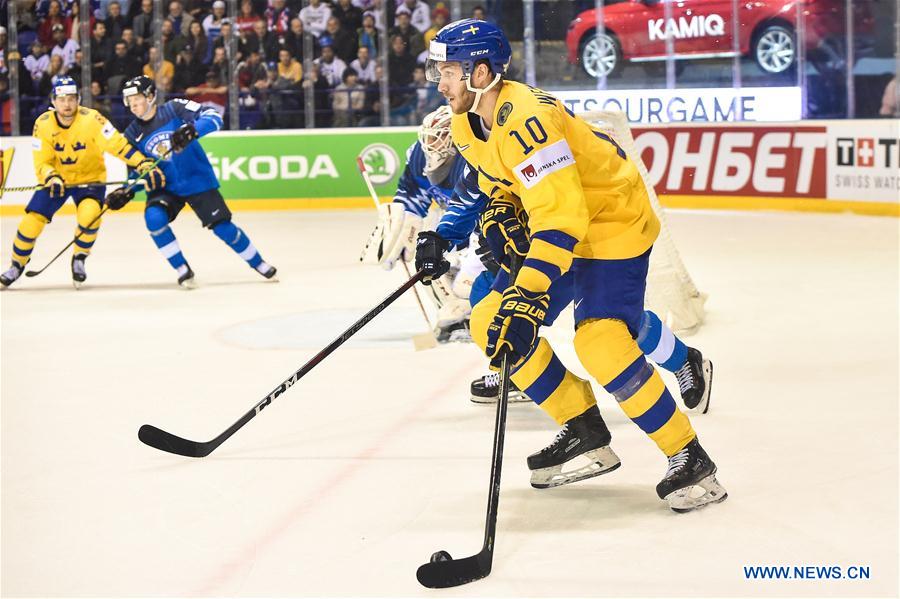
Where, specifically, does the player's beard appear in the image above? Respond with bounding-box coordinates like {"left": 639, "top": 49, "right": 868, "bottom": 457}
{"left": 451, "top": 89, "right": 476, "bottom": 114}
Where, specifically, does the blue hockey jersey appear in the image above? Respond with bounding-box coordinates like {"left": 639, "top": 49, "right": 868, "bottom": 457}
{"left": 123, "top": 99, "right": 223, "bottom": 197}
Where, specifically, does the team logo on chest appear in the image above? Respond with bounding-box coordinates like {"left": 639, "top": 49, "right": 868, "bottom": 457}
{"left": 497, "top": 102, "right": 513, "bottom": 126}
{"left": 145, "top": 131, "right": 173, "bottom": 159}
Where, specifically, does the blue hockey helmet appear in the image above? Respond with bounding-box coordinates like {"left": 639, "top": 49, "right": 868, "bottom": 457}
{"left": 426, "top": 19, "right": 511, "bottom": 111}
{"left": 50, "top": 75, "right": 79, "bottom": 100}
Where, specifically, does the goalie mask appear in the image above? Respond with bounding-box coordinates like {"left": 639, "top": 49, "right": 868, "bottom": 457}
{"left": 418, "top": 105, "right": 455, "bottom": 173}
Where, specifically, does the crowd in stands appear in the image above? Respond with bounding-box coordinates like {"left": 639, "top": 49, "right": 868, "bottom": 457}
{"left": 1, "top": 0, "right": 490, "bottom": 131}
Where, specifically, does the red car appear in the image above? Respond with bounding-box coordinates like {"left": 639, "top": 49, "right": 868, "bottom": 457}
{"left": 566, "top": 0, "right": 873, "bottom": 77}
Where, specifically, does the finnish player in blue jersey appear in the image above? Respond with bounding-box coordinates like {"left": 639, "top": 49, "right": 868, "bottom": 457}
{"left": 104, "top": 76, "right": 276, "bottom": 288}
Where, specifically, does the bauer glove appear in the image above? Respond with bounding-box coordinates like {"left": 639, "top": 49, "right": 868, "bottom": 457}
{"left": 44, "top": 173, "right": 65, "bottom": 199}
{"left": 136, "top": 159, "right": 166, "bottom": 191}
{"left": 485, "top": 286, "right": 549, "bottom": 369}
{"left": 171, "top": 123, "right": 198, "bottom": 153}
{"left": 414, "top": 230, "right": 450, "bottom": 285}
{"left": 106, "top": 186, "right": 136, "bottom": 210}
{"left": 479, "top": 196, "right": 529, "bottom": 267}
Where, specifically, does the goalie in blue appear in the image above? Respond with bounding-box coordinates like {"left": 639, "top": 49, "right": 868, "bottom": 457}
{"left": 105, "top": 75, "right": 277, "bottom": 288}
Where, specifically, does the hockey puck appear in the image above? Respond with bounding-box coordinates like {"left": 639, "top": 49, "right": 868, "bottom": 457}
{"left": 430, "top": 550, "right": 452, "bottom": 563}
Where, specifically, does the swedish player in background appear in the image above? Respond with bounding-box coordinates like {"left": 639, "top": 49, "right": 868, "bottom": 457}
{"left": 106, "top": 75, "right": 276, "bottom": 288}
{"left": 1, "top": 76, "right": 164, "bottom": 290}
{"left": 416, "top": 20, "right": 726, "bottom": 512}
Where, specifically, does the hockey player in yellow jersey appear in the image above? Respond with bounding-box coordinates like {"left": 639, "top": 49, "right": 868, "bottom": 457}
{"left": 0, "top": 76, "right": 164, "bottom": 290}
{"left": 415, "top": 20, "right": 726, "bottom": 512}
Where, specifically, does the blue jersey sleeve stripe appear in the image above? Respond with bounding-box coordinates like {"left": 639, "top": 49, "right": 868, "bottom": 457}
{"left": 522, "top": 257, "right": 561, "bottom": 282}
{"left": 532, "top": 230, "right": 578, "bottom": 252}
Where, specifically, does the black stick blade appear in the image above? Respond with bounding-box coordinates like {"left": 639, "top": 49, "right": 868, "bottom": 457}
{"left": 138, "top": 424, "right": 212, "bottom": 458}
{"left": 416, "top": 550, "right": 492, "bottom": 589}
{"left": 24, "top": 270, "right": 41, "bottom": 277}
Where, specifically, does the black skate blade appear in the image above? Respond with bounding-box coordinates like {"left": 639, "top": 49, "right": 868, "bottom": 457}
{"left": 138, "top": 424, "right": 211, "bottom": 458}
{"left": 416, "top": 550, "right": 491, "bottom": 588}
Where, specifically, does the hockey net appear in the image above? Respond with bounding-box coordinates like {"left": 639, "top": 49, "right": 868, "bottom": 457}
{"left": 580, "top": 111, "right": 707, "bottom": 335}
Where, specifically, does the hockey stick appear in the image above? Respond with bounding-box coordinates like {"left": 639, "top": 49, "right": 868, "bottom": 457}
{"left": 416, "top": 255, "right": 523, "bottom": 588}
{"left": 356, "top": 155, "right": 438, "bottom": 351}
{"left": 138, "top": 269, "right": 427, "bottom": 458}
{"left": 24, "top": 155, "right": 167, "bottom": 278}
{"left": 1, "top": 180, "right": 130, "bottom": 194}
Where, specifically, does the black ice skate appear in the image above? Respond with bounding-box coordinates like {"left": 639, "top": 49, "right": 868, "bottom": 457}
{"left": 71, "top": 254, "right": 87, "bottom": 289}
{"left": 256, "top": 262, "right": 278, "bottom": 281}
{"left": 656, "top": 438, "right": 727, "bottom": 513}
{"left": 675, "top": 347, "right": 713, "bottom": 413}
{"left": 177, "top": 264, "right": 197, "bottom": 289}
{"left": 470, "top": 372, "right": 530, "bottom": 404}
{"left": 1, "top": 263, "right": 24, "bottom": 289}
{"left": 527, "top": 404, "right": 621, "bottom": 489}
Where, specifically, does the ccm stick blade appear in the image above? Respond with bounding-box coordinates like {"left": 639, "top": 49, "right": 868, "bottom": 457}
{"left": 416, "top": 550, "right": 492, "bottom": 588}
{"left": 138, "top": 424, "right": 215, "bottom": 458}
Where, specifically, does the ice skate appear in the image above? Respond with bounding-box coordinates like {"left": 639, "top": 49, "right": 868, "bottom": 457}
{"left": 177, "top": 264, "right": 197, "bottom": 289}
{"left": 1, "top": 263, "right": 24, "bottom": 289}
{"left": 71, "top": 254, "right": 87, "bottom": 289}
{"left": 675, "top": 347, "right": 713, "bottom": 413}
{"left": 527, "top": 404, "right": 621, "bottom": 489}
{"left": 256, "top": 262, "right": 278, "bottom": 281}
{"left": 470, "top": 372, "right": 530, "bottom": 404}
{"left": 656, "top": 438, "right": 727, "bottom": 513}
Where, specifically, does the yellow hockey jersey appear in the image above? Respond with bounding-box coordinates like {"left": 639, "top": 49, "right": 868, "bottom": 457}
{"left": 450, "top": 80, "right": 660, "bottom": 293}
{"left": 31, "top": 107, "right": 148, "bottom": 186}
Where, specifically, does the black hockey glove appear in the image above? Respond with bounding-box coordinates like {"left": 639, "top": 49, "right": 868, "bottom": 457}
{"left": 485, "top": 286, "right": 549, "bottom": 369}
{"left": 44, "top": 174, "right": 65, "bottom": 199}
{"left": 414, "top": 230, "right": 450, "bottom": 285}
{"left": 136, "top": 159, "right": 166, "bottom": 191}
{"left": 479, "top": 195, "right": 529, "bottom": 267}
{"left": 171, "top": 123, "right": 199, "bottom": 153}
{"left": 106, "top": 186, "right": 136, "bottom": 210}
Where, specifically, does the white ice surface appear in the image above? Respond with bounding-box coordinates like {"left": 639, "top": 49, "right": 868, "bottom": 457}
{"left": 1, "top": 209, "right": 898, "bottom": 598}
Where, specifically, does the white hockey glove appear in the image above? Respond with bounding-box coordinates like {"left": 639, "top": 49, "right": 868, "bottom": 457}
{"left": 359, "top": 202, "right": 424, "bottom": 271}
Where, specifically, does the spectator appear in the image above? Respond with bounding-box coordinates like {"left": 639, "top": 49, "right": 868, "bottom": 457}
{"left": 24, "top": 42, "right": 51, "bottom": 87}
{"left": 395, "top": 0, "right": 430, "bottom": 35}
{"left": 67, "top": 1, "right": 83, "bottom": 42}
{"left": 143, "top": 46, "right": 175, "bottom": 91}
{"left": 237, "top": 49, "right": 269, "bottom": 93}
{"left": 471, "top": 5, "right": 487, "bottom": 21}
{"left": 350, "top": 45, "right": 376, "bottom": 85}
{"left": 161, "top": 19, "right": 188, "bottom": 63}
{"left": 184, "top": 0, "right": 209, "bottom": 19}
{"left": 50, "top": 24, "right": 79, "bottom": 71}
{"left": 357, "top": 12, "right": 379, "bottom": 56}
{"left": 106, "top": 39, "right": 143, "bottom": 91}
{"left": 387, "top": 33, "right": 415, "bottom": 109}
{"left": 266, "top": 0, "right": 293, "bottom": 35}
{"left": 186, "top": 69, "right": 228, "bottom": 115}
{"left": 173, "top": 44, "right": 206, "bottom": 91}
{"left": 67, "top": 49, "right": 84, "bottom": 82}
{"left": 283, "top": 18, "right": 319, "bottom": 64}
{"left": 235, "top": 0, "right": 259, "bottom": 35}
{"left": 370, "top": 0, "right": 393, "bottom": 32}
{"left": 332, "top": 0, "right": 363, "bottom": 33}
{"left": 168, "top": 0, "right": 195, "bottom": 37}
{"left": 389, "top": 11, "right": 424, "bottom": 58}
{"left": 325, "top": 16, "right": 357, "bottom": 64}
{"left": 0, "top": 26, "right": 8, "bottom": 77}
{"left": 187, "top": 20, "right": 209, "bottom": 64}
{"left": 132, "top": 0, "right": 157, "bottom": 48}
{"left": 103, "top": 1, "right": 128, "bottom": 40}
{"left": 314, "top": 42, "right": 347, "bottom": 88}
{"left": 299, "top": 0, "right": 331, "bottom": 38}
{"left": 121, "top": 27, "right": 143, "bottom": 59}
{"left": 203, "top": 0, "right": 227, "bottom": 42}
{"left": 242, "top": 18, "right": 279, "bottom": 63}
{"left": 208, "top": 45, "right": 229, "bottom": 81}
{"left": 423, "top": 5, "right": 448, "bottom": 46}
{"left": 276, "top": 47, "right": 302, "bottom": 83}
{"left": 95, "top": 0, "right": 132, "bottom": 20}
{"left": 91, "top": 79, "right": 113, "bottom": 119}
{"left": 332, "top": 67, "right": 365, "bottom": 126}
{"left": 880, "top": 78, "right": 898, "bottom": 117}
{"left": 213, "top": 20, "right": 240, "bottom": 62}
{"left": 37, "top": 54, "right": 66, "bottom": 97}
{"left": 38, "top": 1, "right": 70, "bottom": 47}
